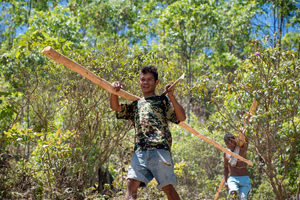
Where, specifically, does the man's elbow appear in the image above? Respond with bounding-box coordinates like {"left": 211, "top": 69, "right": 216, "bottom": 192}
{"left": 111, "top": 105, "right": 122, "bottom": 112}
{"left": 110, "top": 104, "right": 115, "bottom": 111}
{"left": 179, "top": 115, "right": 186, "bottom": 122}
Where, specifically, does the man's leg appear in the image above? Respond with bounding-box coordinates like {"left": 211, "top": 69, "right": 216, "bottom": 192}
{"left": 162, "top": 184, "right": 180, "bottom": 200}
{"left": 125, "top": 178, "right": 141, "bottom": 200}
{"left": 239, "top": 176, "right": 251, "bottom": 200}
{"left": 227, "top": 176, "right": 239, "bottom": 200}
{"left": 229, "top": 191, "right": 238, "bottom": 200}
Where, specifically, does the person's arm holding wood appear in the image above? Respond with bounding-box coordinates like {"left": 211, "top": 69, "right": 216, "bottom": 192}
{"left": 110, "top": 81, "right": 122, "bottom": 112}
{"left": 165, "top": 82, "right": 186, "bottom": 122}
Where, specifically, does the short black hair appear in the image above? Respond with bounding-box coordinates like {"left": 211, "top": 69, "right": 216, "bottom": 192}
{"left": 140, "top": 65, "right": 158, "bottom": 81}
{"left": 224, "top": 133, "right": 236, "bottom": 142}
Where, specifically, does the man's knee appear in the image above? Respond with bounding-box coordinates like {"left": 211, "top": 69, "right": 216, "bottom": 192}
{"left": 127, "top": 178, "right": 141, "bottom": 191}
{"left": 126, "top": 179, "right": 141, "bottom": 200}
{"left": 162, "top": 184, "right": 175, "bottom": 194}
{"left": 162, "top": 184, "right": 180, "bottom": 200}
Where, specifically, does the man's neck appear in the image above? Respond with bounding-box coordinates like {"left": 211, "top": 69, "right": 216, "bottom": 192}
{"left": 143, "top": 92, "right": 156, "bottom": 97}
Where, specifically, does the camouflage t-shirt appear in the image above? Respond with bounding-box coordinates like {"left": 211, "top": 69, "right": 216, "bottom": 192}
{"left": 116, "top": 95, "right": 180, "bottom": 152}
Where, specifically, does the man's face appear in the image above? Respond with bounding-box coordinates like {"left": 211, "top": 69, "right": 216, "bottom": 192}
{"left": 225, "top": 139, "right": 236, "bottom": 151}
{"left": 139, "top": 72, "right": 159, "bottom": 96}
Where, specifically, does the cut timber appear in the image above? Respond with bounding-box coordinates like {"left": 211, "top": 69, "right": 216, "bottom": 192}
{"left": 178, "top": 123, "right": 253, "bottom": 166}
{"left": 237, "top": 99, "right": 258, "bottom": 146}
{"left": 42, "top": 46, "right": 253, "bottom": 166}
{"left": 214, "top": 177, "right": 225, "bottom": 200}
{"left": 161, "top": 73, "right": 185, "bottom": 96}
{"left": 42, "top": 46, "right": 140, "bottom": 102}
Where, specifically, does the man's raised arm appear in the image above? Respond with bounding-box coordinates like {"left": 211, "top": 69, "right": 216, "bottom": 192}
{"left": 110, "top": 81, "right": 122, "bottom": 112}
{"left": 165, "top": 83, "right": 186, "bottom": 122}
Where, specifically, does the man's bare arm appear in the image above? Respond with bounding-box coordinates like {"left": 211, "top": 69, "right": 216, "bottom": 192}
{"left": 110, "top": 82, "right": 122, "bottom": 112}
{"left": 224, "top": 153, "right": 229, "bottom": 191}
{"left": 165, "top": 83, "right": 186, "bottom": 122}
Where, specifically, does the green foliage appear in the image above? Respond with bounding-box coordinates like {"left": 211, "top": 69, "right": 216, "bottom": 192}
{"left": 28, "top": 5, "right": 82, "bottom": 47}
{"left": 0, "top": 0, "right": 59, "bottom": 51}
{"left": 251, "top": 180, "right": 276, "bottom": 200}
{"left": 282, "top": 32, "right": 300, "bottom": 58}
{"left": 3, "top": 126, "right": 84, "bottom": 199}
{"left": 158, "top": 0, "right": 215, "bottom": 49}
{"left": 0, "top": 79, "right": 22, "bottom": 134}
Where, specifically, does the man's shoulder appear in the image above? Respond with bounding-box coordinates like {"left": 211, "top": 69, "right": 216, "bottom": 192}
{"left": 224, "top": 152, "right": 230, "bottom": 160}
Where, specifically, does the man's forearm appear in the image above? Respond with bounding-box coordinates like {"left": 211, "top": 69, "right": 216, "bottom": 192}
{"left": 224, "top": 169, "right": 229, "bottom": 179}
{"left": 224, "top": 168, "right": 229, "bottom": 187}
{"left": 169, "top": 95, "right": 186, "bottom": 122}
{"left": 110, "top": 94, "right": 121, "bottom": 112}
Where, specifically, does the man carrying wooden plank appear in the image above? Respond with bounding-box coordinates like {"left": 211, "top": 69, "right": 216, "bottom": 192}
{"left": 110, "top": 65, "right": 186, "bottom": 200}
{"left": 42, "top": 46, "right": 254, "bottom": 199}
{"left": 42, "top": 46, "right": 253, "bottom": 166}
{"left": 224, "top": 132, "right": 251, "bottom": 200}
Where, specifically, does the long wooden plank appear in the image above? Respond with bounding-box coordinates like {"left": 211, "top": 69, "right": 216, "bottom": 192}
{"left": 214, "top": 177, "right": 225, "bottom": 200}
{"left": 161, "top": 73, "right": 185, "bottom": 96}
{"left": 42, "top": 46, "right": 140, "bottom": 102}
{"left": 42, "top": 46, "right": 253, "bottom": 166}
{"left": 178, "top": 123, "right": 252, "bottom": 166}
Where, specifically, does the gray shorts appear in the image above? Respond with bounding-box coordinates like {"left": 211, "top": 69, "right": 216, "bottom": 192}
{"left": 127, "top": 149, "right": 177, "bottom": 189}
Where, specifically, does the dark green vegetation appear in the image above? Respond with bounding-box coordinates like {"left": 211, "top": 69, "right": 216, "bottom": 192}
{"left": 1, "top": 0, "right": 299, "bottom": 199}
